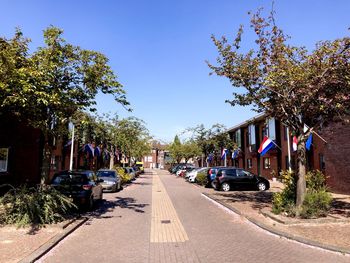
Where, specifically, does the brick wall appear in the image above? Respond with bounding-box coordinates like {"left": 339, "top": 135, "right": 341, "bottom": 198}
{"left": 321, "top": 122, "right": 350, "bottom": 194}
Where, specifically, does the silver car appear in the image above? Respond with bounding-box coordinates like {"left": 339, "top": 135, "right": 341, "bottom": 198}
{"left": 96, "top": 169, "right": 122, "bottom": 192}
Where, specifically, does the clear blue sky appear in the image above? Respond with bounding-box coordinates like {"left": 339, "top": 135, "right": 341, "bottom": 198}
{"left": 1, "top": 0, "right": 349, "bottom": 142}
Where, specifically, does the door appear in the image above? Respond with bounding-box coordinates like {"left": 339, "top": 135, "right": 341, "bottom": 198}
{"left": 236, "top": 169, "right": 256, "bottom": 189}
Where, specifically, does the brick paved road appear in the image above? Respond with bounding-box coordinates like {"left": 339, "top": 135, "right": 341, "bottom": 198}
{"left": 38, "top": 169, "right": 350, "bottom": 263}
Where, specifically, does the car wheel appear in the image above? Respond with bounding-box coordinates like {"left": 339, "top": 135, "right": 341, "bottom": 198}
{"left": 257, "top": 182, "right": 267, "bottom": 191}
{"left": 221, "top": 182, "right": 230, "bottom": 192}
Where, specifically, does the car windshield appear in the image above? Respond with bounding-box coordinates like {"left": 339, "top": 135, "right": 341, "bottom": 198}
{"left": 52, "top": 173, "right": 89, "bottom": 184}
{"left": 97, "top": 171, "right": 116, "bottom": 178}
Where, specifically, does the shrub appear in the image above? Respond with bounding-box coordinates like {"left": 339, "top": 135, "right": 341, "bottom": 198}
{"left": 300, "top": 190, "right": 332, "bottom": 218}
{"left": 272, "top": 170, "right": 296, "bottom": 215}
{"left": 195, "top": 171, "right": 208, "bottom": 186}
{"left": 272, "top": 169, "right": 332, "bottom": 218}
{"left": 306, "top": 170, "right": 327, "bottom": 192}
{"left": 115, "top": 167, "right": 131, "bottom": 185}
{"left": 0, "top": 185, "right": 76, "bottom": 227}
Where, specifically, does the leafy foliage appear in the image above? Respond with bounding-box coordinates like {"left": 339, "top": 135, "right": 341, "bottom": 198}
{"left": 208, "top": 9, "right": 350, "bottom": 206}
{"left": 0, "top": 27, "right": 130, "bottom": 182}
{"left": 300, "top": 190, "right": 332, "bottom": 219}
{"left": 272, "top": 170, "right": 296, "bottom": 215}
{"left": 272, "top": 170, "right": 332, "bottom": 218}
{"left": 115, "top": 167, "right": 131, "bottom": 185}
{"left": 195, "top": 171, "right": 208, "bottom": 186}
{"left": 167, "top": 137, "right": 201, "bottom": 164}
{"left": 0, "top": 185, "right": 76, "bottom": 227}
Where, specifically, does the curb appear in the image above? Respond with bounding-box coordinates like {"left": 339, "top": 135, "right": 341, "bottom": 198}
{"left": 202, "top": 192, "right": 350, "bottom": 256}
{"left": 19, "top": 216, "right": 89, "bottom": 263}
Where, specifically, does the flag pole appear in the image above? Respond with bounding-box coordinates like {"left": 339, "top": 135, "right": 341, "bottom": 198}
{"left": 286, "top": 127, "right": 292, "bottom": 172}
{"left": 270, "top": 139, "right": 282, "bottom": 151}
{"left": 69, "top": 123, "right": 75, "bottom": 171}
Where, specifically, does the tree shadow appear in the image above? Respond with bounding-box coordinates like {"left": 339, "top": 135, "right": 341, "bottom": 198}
{"left": 330, "top": 198, "right": 350, "bottom": 218}
{"left": 84, "top": 196, "right": 149, "bottom": 222}
{"left": 216, "top": 191, "right": 274, "bottom": 210}
{"left": 132, "top": 181, "right": 152, "bottom": 186}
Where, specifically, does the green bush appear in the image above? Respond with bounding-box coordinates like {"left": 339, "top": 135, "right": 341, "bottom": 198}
{"left": 272, "top": 170, "right": 296, "bottom": 215}
{"left": 272, "top": 169, "right": 332, "bottom": 218}
{"left": 114, "top": 167, "right": 131, "bottom": 185}
{"left": 300, "top": 190, "right": 332, "bottom": 218}
{"left": 0, "top": 185, "right": 76, "bottom": 227}
{"left": 306, "top": 170, "right": 327, "bottom": 192}
{"left": 195, "top": 171, "right": 208, "bottom": 186}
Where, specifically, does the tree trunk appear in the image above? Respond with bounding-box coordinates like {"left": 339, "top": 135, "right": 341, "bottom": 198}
{"left": 40, "top": 133, "right": 52, "bottom": 184}
{"left": 109, "top": 152, "right": 114, "bottom": 169}
{"left": 296, "top": 136, "right": 307, "bottom": 208}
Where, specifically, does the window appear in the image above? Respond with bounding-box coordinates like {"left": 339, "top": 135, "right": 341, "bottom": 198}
{"left": 235, "top": 129, "right": 242, "bottom": 148}
{"left": 224, "top": 169, "right": 236, "bottom": 177}
{"left": 0, "top": 148, "right": 9, "bottom": 172}
{"left": 268, "top": 118, "right": 276, "bottom": 140}
{"left": 319, "top": 154, "right": 325, "bottom": 170}
{"left": 248, "top": 124, "right": 256, "bottom": 145}
{"left": 247, "top": 158, "right": 252, "bottom": 169}
{"left": 263, "top": 158, "right": 271, "bottom": 169}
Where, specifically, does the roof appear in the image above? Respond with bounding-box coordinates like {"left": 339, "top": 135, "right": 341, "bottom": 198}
{"left": 227, "top": 113, "right": 267, "bottom": 133}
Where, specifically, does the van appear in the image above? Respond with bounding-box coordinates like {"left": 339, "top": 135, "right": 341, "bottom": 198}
{"left": 136, "top": 161, "right": 144, "bottom": 173}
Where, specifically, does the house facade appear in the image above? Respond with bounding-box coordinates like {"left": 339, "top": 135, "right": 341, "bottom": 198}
{"left": 0, "top": 115, "right": 43, "bottom": 190}
{"left": 226, "top": 114, "right": 350, "bottom": 194}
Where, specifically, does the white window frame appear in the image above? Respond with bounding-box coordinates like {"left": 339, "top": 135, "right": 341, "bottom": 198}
{"left": 267, "top": 117, "right": 276, "bottom": 140}
{"left": 0, "top": 148, "right": 9, "bottom": 172}
{"left": 248, "top": 124, "right": 256, "bottom": 145}
{"left": 235, "top": 129, "right": 242, "bottom": 148}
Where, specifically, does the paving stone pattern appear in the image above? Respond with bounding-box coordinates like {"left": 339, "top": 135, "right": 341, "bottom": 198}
{"left": 36, "top": 169, "right": 350, "bottom": 263}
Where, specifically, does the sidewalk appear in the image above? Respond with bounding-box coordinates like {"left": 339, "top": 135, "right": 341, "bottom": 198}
{"left": 200, "top": 180, "right": 350, "bottom": 254}
{"left": 0, "top": 217, "right": 88, "bottom": 263}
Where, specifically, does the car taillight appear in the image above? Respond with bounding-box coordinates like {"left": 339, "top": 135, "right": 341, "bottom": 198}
{"left": 209, "top": 169, "right": 212, "bottom": 175}
{"left": 82, "top": 185, "right": 92, "bottom": 190}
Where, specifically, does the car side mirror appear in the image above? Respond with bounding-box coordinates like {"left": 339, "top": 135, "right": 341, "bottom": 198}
{"left": 96, "top": 178, "right": 104, "bottom": 183}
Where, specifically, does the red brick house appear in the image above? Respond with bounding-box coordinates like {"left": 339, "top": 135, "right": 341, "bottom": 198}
{"left": 0, "top": 115, "right": 43, "bottom": 190}
{"left": 227, "top": 114, "right": 350, "bottom": 194}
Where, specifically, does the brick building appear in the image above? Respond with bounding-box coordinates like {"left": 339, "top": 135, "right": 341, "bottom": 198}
{"left": 0, "top": 115, "right": 43, "bottom": 189}
{"left": 226, "top": 114, "right": 350, "bottom": 194}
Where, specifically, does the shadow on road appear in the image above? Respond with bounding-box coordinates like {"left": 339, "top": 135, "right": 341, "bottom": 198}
{"left": 85, "top": 196, "right": 149, "bottom": 222}
{"left": 216, "top": 191, "right": 273, "bottom": 210}
{"left": 330, "top": 198, "right": 350, "bottom": 218}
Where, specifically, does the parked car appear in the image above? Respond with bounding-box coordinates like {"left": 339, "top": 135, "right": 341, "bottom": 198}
{"left": 176, "top": 167, "right": 195, "bottom": 177}
{"left": 96, "top": 169, "right": 122, "bottom": 192}
{"left": 124, "top": 167, "right": 136, "bottom": 180}
{"left": 187, "top": 167, "right": 210, "bottom": 183}
{"left": 171, "top": 163, "right": 195, "bottom": 174}
{"left": 51, "top": 170, "right": 103, "bottom": 210}
{"left": 136, "top": 161, "right": 144, "bottom": 173}
{"left": 212, "top": 167, "right": 270, "bottom": 192}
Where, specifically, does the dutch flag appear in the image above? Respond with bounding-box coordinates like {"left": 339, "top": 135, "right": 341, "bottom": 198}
{"left": 258, "top": 136, "right": 275, "bottom": 156}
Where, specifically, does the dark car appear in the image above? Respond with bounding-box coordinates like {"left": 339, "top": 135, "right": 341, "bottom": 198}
{"left": 96, "top": 169, "right": 122, "bottom": 192}
{"left": 51, "top": 170, "right": 103, "bottom": 210}
{"left": 212, "top": 167, "right": 270, "bottom": 192}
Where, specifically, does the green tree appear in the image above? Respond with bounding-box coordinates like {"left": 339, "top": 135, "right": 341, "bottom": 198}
{"left": 0, "top": 27, "right": 129, "bottom": 182}
{"left": 113, "top": 117, "right": 151, "bottom": 166}
{"left": 207, "top": 10, "right": 350, "bottom": 207}
{"left": 182, "top": 141, "right": 201, "bottom": 163}
{"left": 186, "top": 124, "right": 233, "bottom": 165}
{"left": 168, "top": 135, "right": 184, "bottom": 164}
